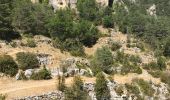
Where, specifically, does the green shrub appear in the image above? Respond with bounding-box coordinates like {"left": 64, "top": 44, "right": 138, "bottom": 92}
{"left": 125, "top": 83, "right": 140, "bottom": 95}
{"left": 143, "top": 61, "right": 158, "bottom": 70}
{"left": 136, "top": 42, "right": 145, "bottom": 51}
{"left": 10, "top": 41, "right": 17, "bottom": 48}
{"left": 16, "top": 52, "right": 39, "bottom": 70}
{"left": 115, "top": 86, "right": 124, "bottom": 96}
{"left": 26, "top": 39, "right": 37, "bottom": 48}
{"left": 144, "top": 57, "right": 166, "bottom": 71}
{"left": 133, "top": 79, "right": 155, "bottom": 96}
{"left": 95, "top": 72, "right": 111, "bottom": 100}
{"left": 18, "top": 71, "right": 27, "bottom": 80}
{"left": 126, "top": 43, "right": 131, "bottom": 48}
{"left": 160, "top": 72, "right": 170, "bottom": 86}
{"left": 109, "top": 42, "right": 122, "bottom": 51}
{"left": 0, "top": 94, "right": 6, "bottom": 100}
{"left": 0, "top": 55, "right": 18, "bottom": 77}
{"left": 91, "top": 46, "right": 113, "bottom": 74}
{"left": 103, "top": 15, "right": 114, "bottom": 28}
{"left": 148, "top": 70, "right": 162, "bottom": 78}
{"left": 129, "top": 55, "right": 142, "bottom": 64}
{"left": 121, "top": 64, "right": 142, "bottom": 75}
{"left": 157, "top": 57, "right": 166, "bottom": 70}
{"left": 64, "top": 76, "right": 89, "bottom": 100}
{"left": 30, "top": 67, "right": 51, "bottom": 80}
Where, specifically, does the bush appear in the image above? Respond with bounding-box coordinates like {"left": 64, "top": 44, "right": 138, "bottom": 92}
{"left": 64, "top": 76, "right": 89, "bottom": 100}
{"left": 144, "top": 57, "right": 166, "bottom": 71}
{"left": 16, "top": 52, "right": 39, "bottom": 70}
{"left": 148, "top": 70, "right": 162, "bottom": 78}
{"left": 115, "top": 86, "right": 124, "bottom": 96}
{"left": 95, "top": 72, "right": 111, "bottom": 100}
{"left": 26, "top": 39, "right": 37, "bottom": 48}
{"left": 91, "top": 46, "right": 113, "bottom": 74}
{"left": 0, "top": 55, "right": 18, "bottom": 76}
{"left": 129, "top": 55, "right": 142, "bottom": 64}
{"left": 133, "top": 79, "right": 155, "bottom": 96}
{"left": 18, "top": 71, "right": 27, "bottom": 80}
{"left": 0, "top": 94, "right": 6, "bottom": 100}
{"left": 125, "top": 83, "right": 140, "bottom": 95}
{"left": 109, "top": 42, "right": 122, "bottom": 51}
{"left": 30, "top": 67, "right": 51, "bottom": 80}
{"left": 10, "top": 41, "right": 17, "bottom": 48}
{"left": 77, "top": 0, "right": 98, "bottom": 21}
{"left": 103, "top": 15, "right": 114, "bottom": 28}
{"left": 121, "top": 64, "right": 142, "bottom": 75}
{"left": 157, "top": 57, "right": 166, "bottom": 70}
{"left": 160, "top": 72, "right": 170, "bottom": 86}
{"left": 136, "top": 42, "right": 145, "bottom": 51}
{"left": 143, "top": 61, "right": 158, "bottom": 70}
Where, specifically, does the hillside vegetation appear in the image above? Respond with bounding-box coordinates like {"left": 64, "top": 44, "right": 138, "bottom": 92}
{"left": 0, "top": 0, "right": 170, "bottom": 100}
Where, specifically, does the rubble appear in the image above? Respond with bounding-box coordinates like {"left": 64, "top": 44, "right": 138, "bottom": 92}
{"left": 15, "top": 91, "right": 64, "bottom": 100}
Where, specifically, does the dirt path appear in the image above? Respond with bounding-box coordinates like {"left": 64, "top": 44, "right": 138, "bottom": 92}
{"left": 0, "top": 77, "right": 95, "bottom": 100}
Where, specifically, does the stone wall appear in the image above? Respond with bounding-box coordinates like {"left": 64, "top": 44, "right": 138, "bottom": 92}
{"left": 14, "top": 91, "right": 64, "bottom": 100}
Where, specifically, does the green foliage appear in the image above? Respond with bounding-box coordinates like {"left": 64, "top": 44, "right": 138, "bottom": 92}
{"left": 114, "top": 51, "right": 142, "bottom": 75}
{"left": 144, "top": 57, "right": 166, "bottom": 71}
{"left": 73, "top": 20, "right": 99, "bottom": 47}
{"left": 12, "top": 0, "right": 53, "bottom": 36}
{"left": 47, "top": 9, "right": 74, "bottom": 41}
{"left": 125, "top": 83, "right": 140, "bottom": 95}
{"left": 157, "top": 57, "right": 166, "bottom": 70}
{"left": 48, "top": 9, "right": 99, "bottom": 56}
{"left": 30, "top": 66, "right": 51, "bottom": 80}
{"left": 129, "top": 55, "right": 142, "bottom": 64}
{"left": 115, "top": 86, "right": 124, "bottom": 96}
{"left": 0, "top": 94, "right": 6, "bottom": 100}
{"left": 91, "top": 46, "right": 113, "bottom": 74}
{"left": 103, "top": 15, "right": 114, "bottom": 28}
{"left": 95, "top": 72, "right": 111, "bottom": 100}
{"left": 77, "top": 0, "right": 98, "bottom": 21}
{"left": 10, "top": 41, "right": 17, "bottom": 48}
{"left": 108, "top": 41, "right": 122, "bottom": 51}
{"left": 57, "top": 75, "right": 65, "bottom": 92}
{"left": 0, "top": 55, "right": 18, "bottom": 77}
{"left": 148, "top": 70, "right": 162, "bottom": 78}
{"left": 64, "top": 76, "right": 89, "bottom": 100}
{"left": 18, "top": 71, "right": 27, "bottom": 80}
{"left": 121, "top": 63, "right": 142, "bottom": 75}
{"left": 161, "top": 72, "right": 170, "bottom": 86}
{"left": 133, "top": 79, "right": 155, "bottom": 96}
{"left": 0, "top": 0, "right": 18, "bottom": 40}
{"left": 16, "top": 52, "right": 39, "bottom": 70}
{"left": 112, "top": 0, "right": 170, "bottom": 54}
{"left": 163, "top": 39, "right": 170, "bottom": 57}
{"left": 26, "top": 39, "right": 37, "bottom": 48}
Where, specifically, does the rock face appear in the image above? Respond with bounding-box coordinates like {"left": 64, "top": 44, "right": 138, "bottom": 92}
{"left": 147, "top": 4, "right": 156, "bottom": 16}
{"left": 31, "top": 0, "right": 39, "bottom": 3}
{"left": 49, "top": 0, "right": 68, "bottom": 11}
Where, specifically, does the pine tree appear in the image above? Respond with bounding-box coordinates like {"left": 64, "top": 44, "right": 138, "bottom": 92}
{"left": 95, "top": 72, "right": 111, "bottom": 100}
{"left": 0, "top": 0, "right": 14, "bottom": 40}
{"left": 64, "top": 76, "right": 89, "bottom": 100}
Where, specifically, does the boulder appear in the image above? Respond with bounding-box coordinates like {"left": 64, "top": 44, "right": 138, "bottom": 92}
{"left": 24, "top": 69, "right": 34, "bottom": 78}
{"left": 15, "top": 73, "right": 20, "bottom": 80}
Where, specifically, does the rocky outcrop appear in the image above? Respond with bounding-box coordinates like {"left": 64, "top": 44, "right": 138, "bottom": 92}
{"left": 147, "top": 4, "right": 156, "bottom": 16}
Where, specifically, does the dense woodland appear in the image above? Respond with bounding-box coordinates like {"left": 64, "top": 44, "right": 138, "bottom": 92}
{"left": 0, "top": 0, "right": 170, "bottom": 99}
